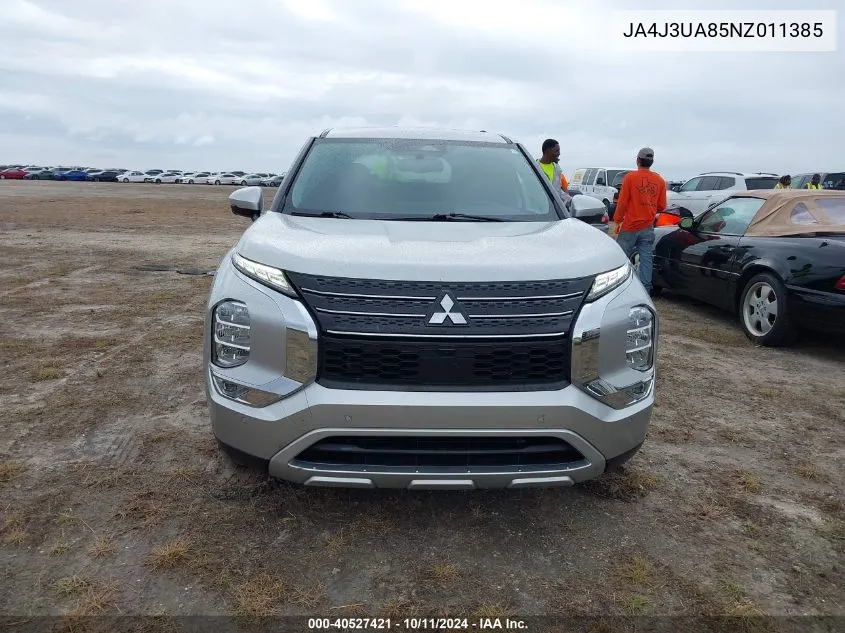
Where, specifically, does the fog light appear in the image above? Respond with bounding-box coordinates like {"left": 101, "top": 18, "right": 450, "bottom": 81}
{"left": 626, "top": 306, "right": 654, "bottom": 371}
{"left": 211, "top": 373, "right": 281, "bottom": 407}
{"left": 213, "top": 300, "right": 250, "bottom": 368}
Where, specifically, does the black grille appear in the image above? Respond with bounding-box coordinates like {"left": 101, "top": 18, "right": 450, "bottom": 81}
{"left": 285, "top": 272, "right": 593, "bottom": 338}
{"left": 284, "top": 272, "right": 590, "bottom": 390}
{"left": 318, "top": 335, "right": 568, "bottom": 391}
{"left": 293, "top": 436, "right": 585, "bottom": 471}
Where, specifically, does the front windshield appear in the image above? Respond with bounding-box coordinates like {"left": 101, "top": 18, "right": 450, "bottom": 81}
{"left": 284, "top": 138, "right": 557, "bottom": 221}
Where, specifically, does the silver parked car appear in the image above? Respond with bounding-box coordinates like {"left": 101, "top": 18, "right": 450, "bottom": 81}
{"left": 205, "top": 172, "right": 240, "bottom": 185}
{"left": 204, "top": 127, "right": 658, "bottom": 490}
{"left": 237, "top": 173, "right": 265, "bottom": 186}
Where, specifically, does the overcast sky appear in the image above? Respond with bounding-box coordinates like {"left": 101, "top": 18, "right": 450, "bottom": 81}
{"left": 1, "top": 0, "right": 842, "bottom": 181}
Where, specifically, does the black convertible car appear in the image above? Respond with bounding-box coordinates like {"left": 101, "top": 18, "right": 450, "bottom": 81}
{"left": 650, "top": 189, "right": 845, "bottom": 346}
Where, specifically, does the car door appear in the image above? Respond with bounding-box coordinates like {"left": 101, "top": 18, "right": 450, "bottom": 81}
{"left": 684, "top": 175, "right": 723, "bottom": 214}
{"left": 593, "top": 169, "right": 608, "bottom": 200}
{"left": 670, "top": 176, "right": 703, "bottom": 210}
{"left": 658, "top": 197, "right": 765, "bottom": 308}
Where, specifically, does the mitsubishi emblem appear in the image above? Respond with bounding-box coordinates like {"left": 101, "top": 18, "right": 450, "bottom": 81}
{"left": 428, "top": 293, "right": 467, "bottom": 325}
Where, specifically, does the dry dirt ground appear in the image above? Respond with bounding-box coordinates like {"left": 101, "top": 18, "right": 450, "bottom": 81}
{"left": 0, "top": 181, "right": 843, "bottom": 632}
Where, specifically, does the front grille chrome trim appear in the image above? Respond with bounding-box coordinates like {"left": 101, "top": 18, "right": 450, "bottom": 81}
{"left": 315, "top": 307, "right": 427, "bottom": 318}
{"left": 300, "top": 287, "right": 436, "bottom": 301}
{"left": 325, "top": 329, "right": 570, "bottom": 339}
{"left": 468, "top": 311, "right": 574, "bottom": 319}
{"left": 458, "top": 292, "right": 584, "bottom": 301}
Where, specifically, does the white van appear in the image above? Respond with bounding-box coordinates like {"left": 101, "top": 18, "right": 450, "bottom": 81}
{"left": 570, "top": 167, "right": 632, "bottom": 209}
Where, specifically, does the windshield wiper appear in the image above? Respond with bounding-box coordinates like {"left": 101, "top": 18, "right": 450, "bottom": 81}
{"left": 428, "top": 212, "right": 505, "bottom": 222}
{"left": 290, "top": 210, "right": 355, "bottom": 219}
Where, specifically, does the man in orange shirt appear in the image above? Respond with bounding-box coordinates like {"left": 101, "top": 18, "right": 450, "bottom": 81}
{"left": 612, "top": 147, "right": 666, "bottom": 294}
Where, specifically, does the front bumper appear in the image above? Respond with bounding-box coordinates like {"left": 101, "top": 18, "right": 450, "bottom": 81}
{"left": 204, "top": 254, "right": 657, "bottom": 489}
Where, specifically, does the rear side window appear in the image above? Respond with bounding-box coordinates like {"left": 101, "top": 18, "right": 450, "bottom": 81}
{"left": 716, "top": 176, "right": 736, "bottom": 190}
{"left": 790, "top": 203, "right": 817, "bottom": 225}
{"left": 745, "top": 177, "right": 779, "bottom": 189}
{"left": 582, "top": 169, "right": 596, "bottom": 186}
{"left": 697, "top": 176, "right": 721, "bottom": 191}
{"left": 817, "top": 198, "right": 845, "bottom": 223}
{"left": 823, "top": 173, "right": 845, "bottom": 190}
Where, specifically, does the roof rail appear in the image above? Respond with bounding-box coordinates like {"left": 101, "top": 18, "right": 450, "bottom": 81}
{"left": 318, "top": 128, "right": 331, "bottom": 138}
{"left": 700, "top": 171, "right": 744, "bottom": 176}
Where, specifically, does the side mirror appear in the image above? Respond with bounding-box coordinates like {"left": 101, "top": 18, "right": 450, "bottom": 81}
{"left": 679, "top": 217, "right": 694, "bottom": 230}
{"left": 678, "top": 207, "right": 693, "bottom": 219}
{"left": 595, "top": 179, "right": 606, "bottom": 186}
{"left": 229, "top": 186, "right": 263, "bottom": 221}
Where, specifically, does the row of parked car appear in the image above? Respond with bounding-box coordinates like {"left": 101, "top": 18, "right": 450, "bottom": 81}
{"left": 573, "top": 167, "right": 845, "bottom": 216}
{"left": 0, "top": 166, "right": 285, "bottom": 187}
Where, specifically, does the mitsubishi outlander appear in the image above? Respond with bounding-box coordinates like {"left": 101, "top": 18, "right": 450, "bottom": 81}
{"left": 203, "top": 127, "right": 658, "bottom": 490}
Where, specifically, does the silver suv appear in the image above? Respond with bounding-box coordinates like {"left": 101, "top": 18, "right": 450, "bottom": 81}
{"left": 668, "top": 171, "right": 779, "bottom": 215}
{"left": 203, "top": 127, "right": 658, "bottom": 490}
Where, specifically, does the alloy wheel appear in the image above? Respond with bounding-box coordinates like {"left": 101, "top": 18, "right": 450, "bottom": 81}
{"left": 742, "top": 281, "right": 778, "bottom": 336}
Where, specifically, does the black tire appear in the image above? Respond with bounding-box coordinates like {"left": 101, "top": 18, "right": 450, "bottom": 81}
{"left": 155, "top": 178, "right": 161, "bottom": 183}
{"left": 241, "top": 180, "right": 248, "bottom": 186}
{"left": 123, "top": 178, "right": 129, "bottom": 183}
{"left": 215, "top": 180, "right": 221, "bottom": 185}
{"left": 739, "top": 272, "right": 796, "bottom": 346}
{"left": 251, "top": 212, "right": 260, "bottom": 221}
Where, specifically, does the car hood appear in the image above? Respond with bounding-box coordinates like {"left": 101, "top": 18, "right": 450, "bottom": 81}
{"left": 234, "top": 214, "right": 628, "bottom": 282}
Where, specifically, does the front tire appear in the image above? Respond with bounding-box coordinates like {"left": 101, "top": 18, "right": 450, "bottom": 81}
{"left": 739, "top": 272, "right": 796, "bottom": 346}
{"left": 215, "top": 180, "right": 221, "bottom": 185}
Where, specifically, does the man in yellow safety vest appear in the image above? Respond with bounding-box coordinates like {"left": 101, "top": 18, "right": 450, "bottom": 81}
{"left": 537, "top": 139, "right": 573, "bottom": 209}
{"left": 806, "top": 174, "right": 822, "bottom": 189}
{"left": 775, "top": 175, "right": 792, "bottom": 189}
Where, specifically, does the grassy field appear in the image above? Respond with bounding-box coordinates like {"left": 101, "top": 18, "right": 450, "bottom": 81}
{"left": 1, "top": 180, "right": 843, "bottom": 632}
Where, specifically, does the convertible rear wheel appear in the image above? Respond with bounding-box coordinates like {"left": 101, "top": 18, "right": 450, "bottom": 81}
{"left": 740, "top": 273, "right": 795, "bottom": 346}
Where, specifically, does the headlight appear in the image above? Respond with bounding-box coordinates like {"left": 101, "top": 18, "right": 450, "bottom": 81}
{"left": 626, "top": 306, "right": 654, "bottom": 371}
{"left": 213, "top": 300, "right": 250, "bottom": 367}
{"left": 232, "top": 253, "right": 296, "bottom": 296}
{"left": 586, "top": 263, "right": 631, "bottom": 302}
